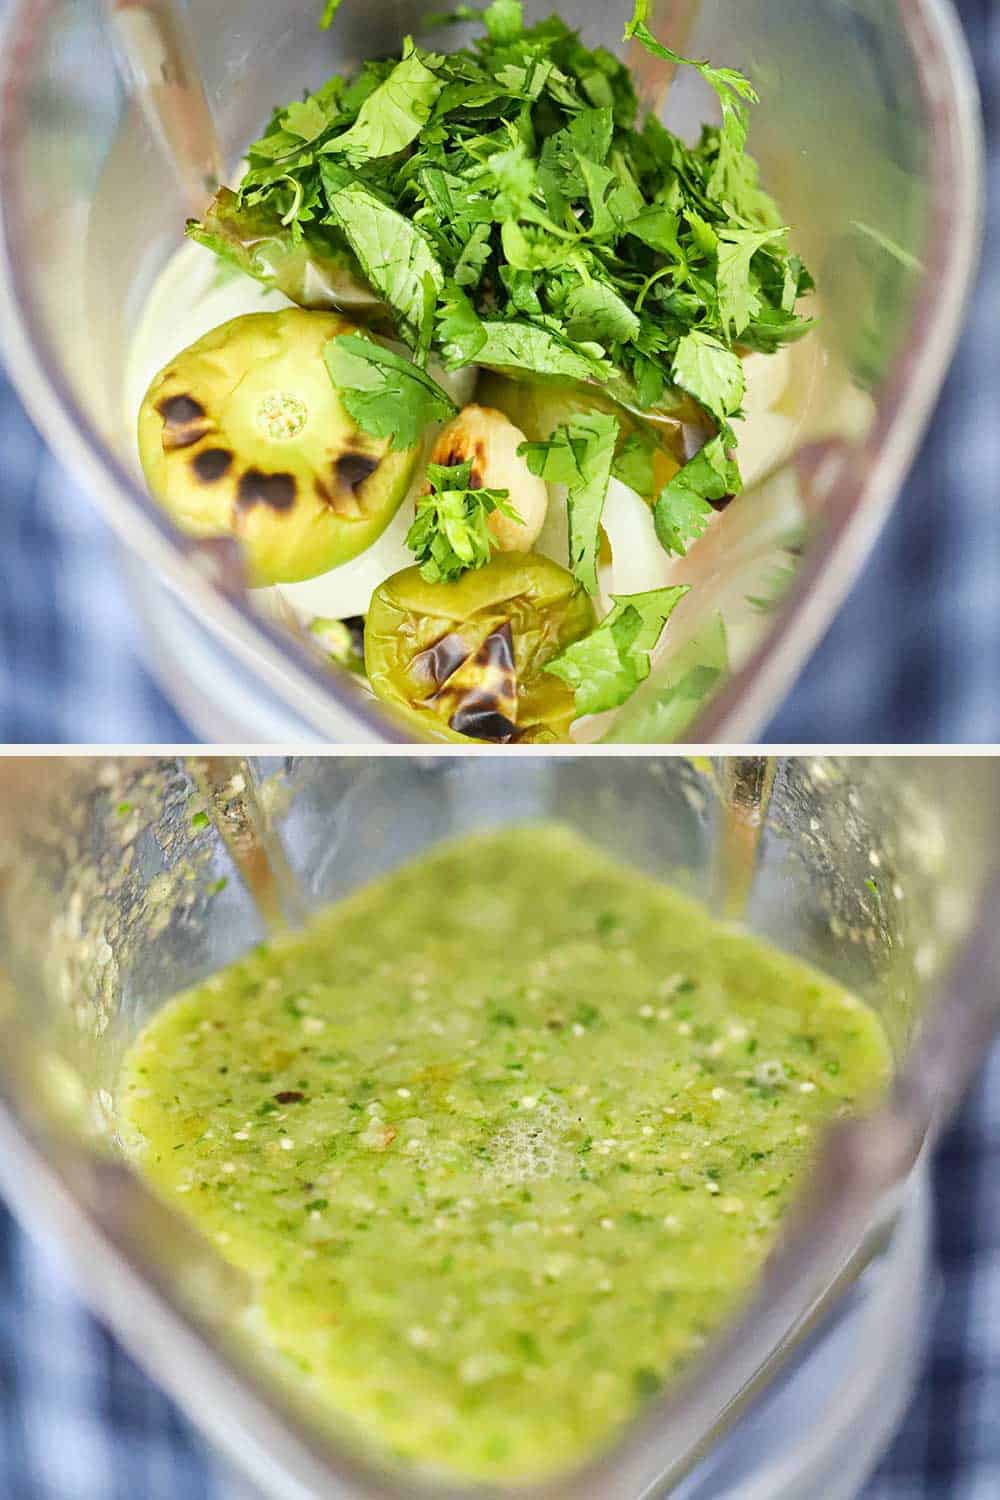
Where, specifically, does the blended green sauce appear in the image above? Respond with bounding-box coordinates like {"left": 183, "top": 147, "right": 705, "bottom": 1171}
{"left": 120, "top": 826, "right": 890, "bottom": 1482}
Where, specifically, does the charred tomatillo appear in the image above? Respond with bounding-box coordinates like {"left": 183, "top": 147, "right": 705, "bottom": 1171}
{"left": 138, "top": 309, "right": 419, "bottom": 585}
{"left": 365, "top": 552, "right": 595, "bottom": 744}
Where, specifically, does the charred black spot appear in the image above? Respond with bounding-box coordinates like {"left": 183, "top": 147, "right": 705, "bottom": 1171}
{"left": 475, "top": 620, "right": 515, "bottom": 675}
{"left": 192, "top": 448, "right": 233, "bottom": 483}
{"left": 316, "top": 474, "right": 362, "bottom": 519}
{"left": 159, "top": 393, "right": 205, "bottom": 426}
{"left": 158, "top": 392, "right": 212, "bottom": 450}
{"left": 336, "top": 453, "right": 380, "bottom": 492}
{"left": 440, "top": 442, "right": 485, "bottom": 489}
{"left": 411, "top": 631, "right": 471, "bottom": 689}
{"left": 343, "top": 616, "right": 366, "bottom": 658}
{"left": 469, "top": 439, "right": 487, "bottom": 489}
{"left": 236, "top": 470, "right": 296, "bottom": 512}
{"left": 449, "top": 699, "right": 517, "bottom": 742}
{"left": 446, "top": 623, "right": 518, "bottom": 740}
{"left": 274, "top": 1090, "right": 305, "bottom": 1104}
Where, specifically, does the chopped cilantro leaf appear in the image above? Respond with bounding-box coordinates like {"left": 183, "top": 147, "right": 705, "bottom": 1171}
{"left": 672, "top": 332, "right": 745, "bottom": 424}
{"left": 323, "top": 335, "right": 456, "bottom": 450}
{"left": 422, "top": 5, "right": 482, "bottom": 25}
{"left": 452, "top": 223, "right": 493, "bottom": 289}
{"left": 482, "top": 0, "right": 523, "bottom": 42}
{"left": 546, "top": 585, "right": 687, "bottom": 716}
{"left": 201, "top": 0, "right": 816, "bottom": 566}
{"left": 653, "top": 435, "right": 739, "bottom": 556}
{"left": 436, "top": 281, "right": 487, "bottom": 366}
{"left": 477, "top": 322, "right": 611, "bottom": 384}
{"left": 325, "top": 40, "right": 443, "bottom": 164}
{"left": 624, "top": 1, "right": 758, "bottom": 107}
{"left": 520, "top": 413, "right": 618, "bottom": 594}
{"left": 248, "top": 0, "right": 810, "bottom": 410}
{"left": 716, "top": 225, "right": 788, "bottom": 339}
{"left": 562, "top": 280, "right": 641, "bottom": 345}
{"left": 612, "top": 430, "right": 657, "bottom": 498}
{"left": 324, "top": 182, "right": 444, "bottom": 340}
{"left": 654, "top": 487, "right": 714, "bottom": 558}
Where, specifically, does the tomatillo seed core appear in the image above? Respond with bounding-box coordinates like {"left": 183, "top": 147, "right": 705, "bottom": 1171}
{"left": 257, "top": 391, "right": 308, "bottom": 441}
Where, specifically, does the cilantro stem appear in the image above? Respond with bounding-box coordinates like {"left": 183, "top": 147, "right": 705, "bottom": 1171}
{"left": 520, "top": 206, "right": 583, "bottom": 242}
{"left": 634, "top": 264, "right": 675, "bottom": 313}
{"left": 279, "top": 176, "right": 305, "bottom": 227}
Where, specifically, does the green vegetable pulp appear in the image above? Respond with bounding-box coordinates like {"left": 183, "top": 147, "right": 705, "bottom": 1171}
{"left": 120, "top": 826, "right": 889, "bottom": 1482}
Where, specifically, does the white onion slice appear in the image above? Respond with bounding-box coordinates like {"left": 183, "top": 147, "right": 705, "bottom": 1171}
{"left": 262, "top": 478, "right": 417, "bottom": 624}
{"left": 740, "top": 345, "right": 791, "bottom": 419}
{"left": 599, "top": 476, "right": 679, "bottom": 605}
{"left": 734, "top": 347, "right": 795, "bottom": 486}
{"left": 533, "top": 482, "right": 570, "bottom": 569}
{"left": 735, "top": 411, "right": 796, "bottom": 489}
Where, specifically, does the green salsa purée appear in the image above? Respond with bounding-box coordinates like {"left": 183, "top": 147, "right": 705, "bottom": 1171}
{"left": 120, "top": 826, "right": 890, "bottom": 1482}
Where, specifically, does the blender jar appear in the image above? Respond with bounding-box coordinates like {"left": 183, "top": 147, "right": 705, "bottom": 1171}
{"left": 0, "top": 0, "right": 984, "bottom": 742}
{"left": 0, "top": 755, "right": 998, "bottom": 1497}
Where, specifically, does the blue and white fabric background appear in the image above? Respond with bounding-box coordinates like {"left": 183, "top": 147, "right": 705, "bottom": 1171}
{"left": 0, "top": 0, "right": 998, "bottom": 1495}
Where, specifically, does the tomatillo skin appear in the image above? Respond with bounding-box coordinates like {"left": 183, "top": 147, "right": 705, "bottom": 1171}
{"left": 138, "top": 309, "right": 419, "bottom": 585}
{"left": 365, "top": 552, "right": 596, "bottom": 744}
{"left": 188, "top": 188, "right": 378, "bottom": 311}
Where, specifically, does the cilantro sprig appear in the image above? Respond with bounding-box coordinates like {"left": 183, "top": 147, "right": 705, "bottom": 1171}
{"left": 193, "top": 0, "right": 813, "bottom": 527}
{"left": 406, "top": 460, "right": 523, "bottom": 582}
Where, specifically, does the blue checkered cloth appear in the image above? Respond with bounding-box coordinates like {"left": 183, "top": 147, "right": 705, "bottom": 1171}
{"left": 0, "top": 2, "right": 999, "bottom": 1498}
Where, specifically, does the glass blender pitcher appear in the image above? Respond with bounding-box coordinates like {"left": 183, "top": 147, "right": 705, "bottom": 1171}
{"left": 0, "top": 754, "right": 998, "bottom": 1497}
{"left": 0, "top": 0, "right": 984, "bottom": 741}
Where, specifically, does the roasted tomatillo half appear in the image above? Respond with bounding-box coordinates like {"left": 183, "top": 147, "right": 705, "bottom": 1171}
{"left": 138, "top": 309, "right": 419, "bottom": 585}
{"left": 365, "top": 553, "right": 596, "bottom": 743}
